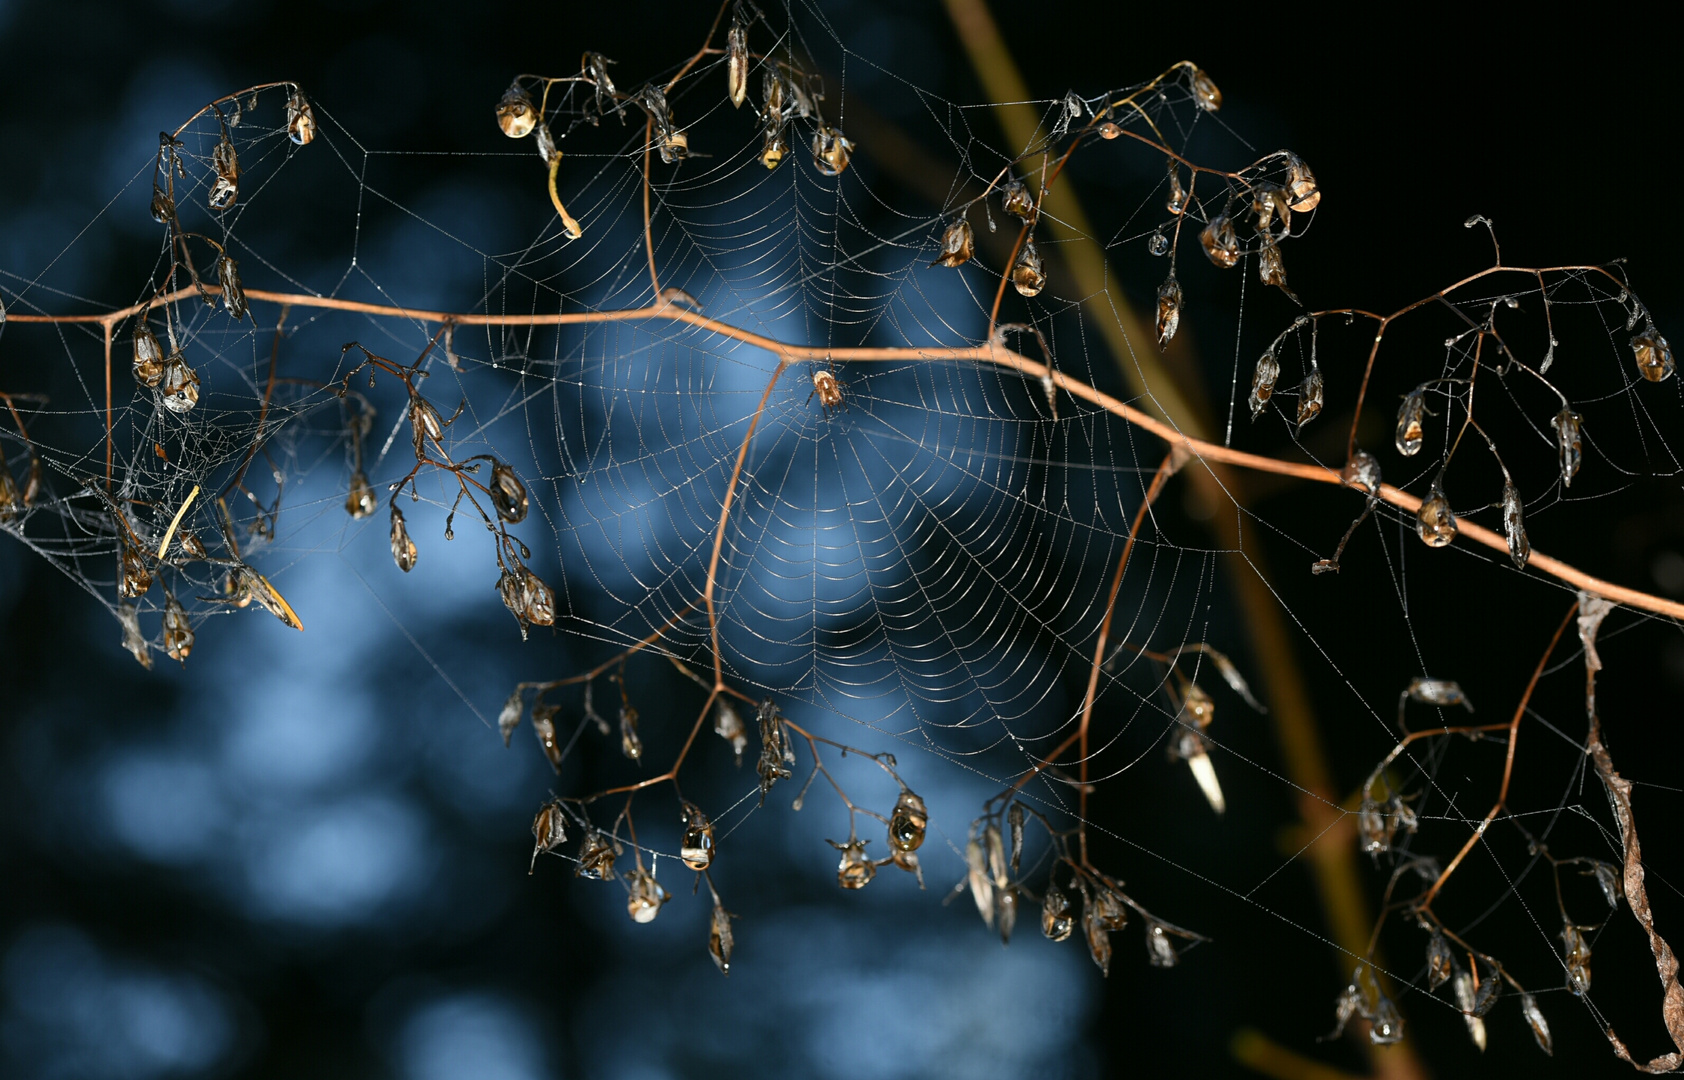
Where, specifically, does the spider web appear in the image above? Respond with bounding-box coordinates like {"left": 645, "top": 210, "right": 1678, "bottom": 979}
{"left": 2, "top": 0, "right": 1682, "bottom": 1067}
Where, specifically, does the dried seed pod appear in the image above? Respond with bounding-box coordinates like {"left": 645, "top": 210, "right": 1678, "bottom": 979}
{"left": 1358, "top": 796, "right": 1387, "bottom": 856}
{"left": 1188, "top": 66, "right": 1222, "bottom": 111}
{"left": 1041, "top": 882, "right": 1074, "bottom": 941}
{"left": 1248, "top": 351, "right": 1280, "bottom": 418}
{"left": 985, "top": 823, "right": 1007, "bottom": 889}
{"left": 1253, "top": 185, "right": 1290, "bottom": 235}
{"left": 888, "top": 790, "right": 928, "bottom": 852}
{"left": 1521, "top": 993, "right": 1553, "bottom": 1055}
{"left": 1181, "top": 683, "right": 1215, "bottom": 729}
{"left": 1145, "top": 920, "right": 1180, "bottom": 968}
{"left": 1285, "top": 154, "right": 1320, "bottom": 212}
{"left": 1156, "top": 274, "right": 1182, "bottom": 348}
{"left": 0, "top": 467, "right": 19, "bottom": 522}
{"left": 625, "top": 867, "right": 670, "bottom": 923}
{"left": 995, "top": 885, "right": 1018, "bottom": 945}
{"left": 1416, "top": 485, "right": 1456, "bottom": 548}
{"left": 1500, "top": 479, "right": 1529, "bottom": 567}
{"left": 1200, "top": 214, "right": 1239, "bottom": 269}
{"left": 1586, "top": 861, "right": 1621, "bottom": 908}
{"left": 228, "top": 565, "right": 302, "bottom": 629}
{"left": 618, "top": 704, "right": 642, "bottom": 761}
{"left": 1091, "top": 878, "right": 1128, "bottom": 932}
{"left": 532, "top": 704, "right": 563, "bottom": 771}
{"left": 1562, "top": 924, "right": 1592, "bottom": 995}
{"left": 759, "top": 120, "right": 787, "bottom": 169}
{"left": 811, "top": 126, "right": 853, "bottom": 177}
{"left": 709, "top": 900, "right": 735, "bottom": 974}
{"left": 1082, "top": 891, "right": 1112, "bottom": 976}
{"left": 132, "top": 324, "right": 165, "bottom": 387}
{"left": 488, "top": 462, "right": 529, "bottom": 524}
{"left": 1405, "top": 676, "right": 1470, "bottom": 711}
{"left": 162, "top": 593, "right": 193, "bottom": 662}
{"left": 1426, "top": 930, "right": 1454, "bottom": 989}
{"left": 530, "top": 799, "right": 567, "bottom": 873}
{"left": 285, "top": 89, "right": 315, "bottom": 145}
{"left": 1007, "top": 802, "right": 1024, "bottom": 873}
{"left": 345, "top": 470, "right": 377, "bottom": 519}
{"left": 118, "top": 602, "right": 151, "bottom": 669}
{"left": 208, "top": 135, "right": 238, "bottom": 210}
{"left": 1000, "top": 179, "right": 1036, "bottom": 222}
{"left": 1453, "top": 971, "right": 1488, "bottom": 1051}
{"left": 497, "top": 688, "right": 523, "bottom": 746}
{"left": 680, "top": 804, "right": 715, "bottom": 871}
{"left": 1383, "top": 794, "right": 1418, "bottom": 849}
{"left": 726, "top": 21, "right": 749, "bottom": 108}
{"left": 1550, "top": 407, "right": 1582, "bottom": 488}
{"left": 496, "top": 84, "right": 537, "bottom": 138}
{"left": 755, "top": 699, "right": 792, "bottom": 803}
{"left": 834, "top": 839, "right": 875, "bottom": 889}
{"left": 762, "top": 68, "right": 788, "bottom": 125}
{"left": 118, "top": 538, "right": 152, "bottom": 599}
{"left": 1258, "top": 239, "right": 1293, "bottom": 297}
{"left": 150, "top": 188, "right": 175, "bottom": 225}
{"left": 523, "top": 568, "right": 555, "bottom": 626}
{"left": 217, "top": 254, "right": 246, "bottom": 320}
{"left": 965, "top": 838, "right": 994, "bottom": 927}
{"left": 576, "top": 830, "right": 617, "bottom": 880}
{"left": 1395, "top": 389, "right": 1427, "bottom": 457}
{"left": 1471, "top": 966, "right": 1500, "bottom": 1017}
{"left": 1011, "top": 239, "right": 1046, "bottom": 297}
{"left": 1342, "top": 450, "right": 1381, "bottom": 495}
{"left": 160, "top": 356, "right": 199, "bottom": 414}
{"left": 389, "top": 505, "right": 417, "bottom": 572}
{"left": 713, "top": 698, "right": 747, "bottom": 763}
{"left": 1164, "top": 161, "right": 1187, "bottom": 215}
{"left": 177, "top": 530, "right": 206, "bottom": 560}
{"left": 1632, "top": 329, "right": 1675, "bottom": 383}
{"left": 1185, "top": 742, "right": 1225, "bottom": 814}
{"left": 533, "top": 123, "right": 558, "bottom": 167}
{"left": 931, "top": 219, "right": 974, "bottom": 268}
{"left": 1296, "top": 368, "right": 1324, "bottom": 427}
{"left": 583, "top": 52, "right": 618, "bottom": 117}
{"left": 1369, "top": 995, "right": 1404, "bottom": 1045}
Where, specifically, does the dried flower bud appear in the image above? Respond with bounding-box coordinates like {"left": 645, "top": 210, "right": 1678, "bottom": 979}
{"left": 1249, "top": 351, "right": 1279, "bottom": 418}
{"left": 1521, "top": 993, "right": 1553, "bottom": 1055}
{"left": 1452, "top": 971, "right": 1488, "bottom": 1051}
{"left": 496, "top": 84, "right": 537, "bottom": 138}
{"left": 966, "top": 838, "right": 994, "bottom": 927}
{"left": 1551, "top": 407, "right": 1582, "bottom": 488}
{"left": 1396, "top": 389, "right": 1427, "bottom": 457}
{"left": 132, "top": 324, "right": 165, "bottom": 387}
{"left": 1000, "top": 179, "right": 1036, "bottom": 222}
{"left": 834, "top": 839, "right": 875, "bottom": 889}
{"left": 1416, "top": 485, "right": 1456, "bottom": 548}
{"left": 1200, "top": 214, "right": 1239, "bottom": 269}
{"left": 811, "top": 126, "right": 853, "bottom": 177}
{"left": 888, "top": 790, "right": 928, "bottom": 852}
{"left": 725, "top": 21, "right": 749, "bottom": 108}
{"left": 1285, "top": 154, "right": 1320, "bottom": 212}
{"left": 576, "top": 830, "right": 617, "bottom": 880}
{"left": 1501, "top": 479, "right": 1529, "bottom": 567}
{"left": 1011, "top": 239, "right": 1046, "bottom": 297}
{"left": 286, "top": 89, "right": 316, "bottom": 145}
{"left": 1145, "top": 920, "right": 1180, "bottom": 968}
{"left": 932, "top": 219, "right": 974, "bottom": 268}
{"left": 1041, "top": 882, "right": 1074, "bottom": 941}
{"left": 489, "top": 462, "right": 529, "bottom": 524}
{"left": 713, "top": 699, "right": 747, "bottom": 763}
{"left": 530, "top": 799, "right": 567, "bottom": 873}
{"left": 162, "top": 593, "right": 193, "bottom": 663}
{"left": 118, "top": 602, "right": 151, "bottom": 669}
{"left": 1164, "top": 162, "right": 1187, "bottom": 215}
{"left": 759, "top": 120, "right": 787, "bottom": 169}
{"left": 389, "top": 505, "right": 417, "bottom": 572}
{"left": 680, "top": 804, "right": 715, "bottom": 871}
{"left": 497, "top": 688, "right": 523, "bottom": 746}
{"left": 217, "top": 254, "right": 246, "bottom": 320}
{"left": 618, "top": 704, "right": 642, "bottom": 761}
{"left": 1156, "top": 274, "right": 1182, "bottom": 348}
{"left": 160, "top": 356, "right": 199, "bottom": 414}
{"left": 1426, "top": 930, "right": 1453, "bottom": 988}
{"left": 1188, "top": 66, "right": 1222, "bottom": 111}
{"left": 626, "top": 867, "right": 670, "bottom": 923}
{"left": 1369, "top": 995, "right": 1404, "bottom": 1045}
{"left": 1632, "top": 328, "right": 1675, "bottom": 383}
{"left": 345, "top": 470, "right": 377, "bottom": 519}
{"left": 1296, "top": 368, "right": 1323, "bottom": 427}
{"left": 532, "top": 704, "right": 563, "bottom": 771}
{"left": 1342, "top": 450, "right": 1380, "bottom": 495}
{"left": 209, "top": 136, "right": 238, "bottom": 211}
{"left": 709, "top": 900, "right": 735, "bottom": 974}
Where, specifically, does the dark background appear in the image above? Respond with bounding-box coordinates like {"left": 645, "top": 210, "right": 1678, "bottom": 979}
{"left": 2, "top": 1, "right": 1681, "bottom": 1077}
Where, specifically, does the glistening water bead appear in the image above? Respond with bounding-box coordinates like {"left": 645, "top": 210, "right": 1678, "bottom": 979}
{"left": 680, "top": 805, "right": 715, "bottom": 871}
{"left": 345, "top": 471, "right": 376, "bottom": 519}
{"left": 888, "top": 790, "right": 927, "bottom": 852}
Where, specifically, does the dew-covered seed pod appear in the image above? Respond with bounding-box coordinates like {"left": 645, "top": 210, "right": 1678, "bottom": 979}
{"left": 1155, "top": 274, "right": 1182, "bottom": 348}
{"left": 345, "top": 470, "right": 377, "bottom": 519}
{"left": 1200, "top": 214, "right": 1239, "bottom": 269}
{"left": 1007, "top": 802, "right": 1024, "bottom": 873}
{"left": 150, "top": 188, "right": 175, "bottom": 225}
{"left": 1091, "top": 878, "right": 1128, "bottom": 932}
{"left": 1189, "top": 66, "right": 1221, "bottom": 111}
{"left": 217, "top": 254, "right": 246, "bottom": 321}
{"left": 759, "top": 120, "right": 787, "bottom": 169}
{"left": 496, "top": 84, "right": 537, "bottom": 138}
{"left": 208, "top": 136, "right": 238, "bottom": 211}
{"left": 1011, "top": 239, "right": 1046, "bottom": 297}
{"left": 531, "top": 704, "right": 562, "bottom": 771}
{"left": 1358, "top": 797, "right": 1387, "bottom": 856}
{"left": 1285, "top": 154, "right": 1320, "bottom": 212}
{"left": 1551, "top": 407, "right": 1582, "bottom": 488}
{"left": 965, "top": 838, "right": 994, "bottom": 927}
{"left": 618, "top": 704, "right": 641, "bottom": 761}
{"left": 726, "top": 21, "right": 749, "bottom": 108}
{"left": 1452, "top": 972, "right": 1488, "bottom": 1051}
{"left": 932, "top": 218, "right": 975, "bottom": 268}
{"left": 1501, "top": 479, "right": 1529, "bottom": 567}
{"left": 1632, "top": 328, "right": 1674, "bottom": 383}
{"left": 489, "top": 462, "right": 529, "bottom": 524}
{"left": 1000, "top": 178, "right": 1036, "bottom": 222}
{"left": 132, "top": 323, "right": 165, "bottom": 387}
{"left": 575, "top": 830, "right": 617, "bottom": 881}
{"left": 1396, "top": 389, "right": 1426, "bottom": 456}
{"left": 1369, "top": 995, "right": 1404, "bottom": 1045}
{"left": 888, "top": 789, "right": 928, "bottom": 852}
{"left": 1258, "top": 239, "right": 1291, "bottom": 294}
{"left": 709, "top": 900, "right": 735, "bottom": 974}
{"left": 530, "top": 799, "right": 567, "bottom": 873}
{"left": 755, "top": 699, "right": 792, "bottom": 803}
{"left": 713, "top": 698, "right": 747, "bottom": 763}
{"left": 811, "top": 126, "right": 853, "bottom": 177}
{"left": 118, "top": 602, "right": 152, "bottom": 670}
{"left": 1342, "top": 450, "right": 1380, "bottom": 495}
{"left": 160, "top": 357, "right": 200, "bottom": 414}
{"left": 626, "top": 867, "right": 670, "bottom": 923}
{"left": 162, "top": 593, "right": 193, "bottom": 663}
{"left": 1248, "top": 351, "right": 1279, "bottom": 418}
{"left": 1297, "top": 368, "right": 1324, "bottom": 427}
{"left": 1253, "top": 185, "right": 1290, "bottom": 236}
{"left": 1521, "top": 993, "right": 1553, "bottom": 1055}
{"left": 762, "top": 68, "right": 787, "bottom": 126}
{"left": 286, "top": 89, "right": 316, "bottom": 145}
{"left": 680, "top": 804, "right": 715, "bottom": 871}
{"left": 389, "top": 505, "right": 417, "bottom": 572}
{"left": 1041, "top": 882, "right": 1074, "bottom": 941}
{"left": 1165, "top": 165, "right": 1188, "bottom": 217}
{"left": 1083, "top": 896, "right": 1112, "bottom": 976}
{"left": 497, "top": 688, "right": 522, "bottom": 746}
{"left": 1416, "top": 486, "right": 1456, "bottom": 548}
{"left": 1145, "top": 921, "right": 1180, "bottom": 968}
{"left": 1426, "top": 930, "right": 1453, "bottom": 989}
{"left": 835, "top": 839, "right": 875, "bottom": 889}
{"left": 1562, "top": 923, "right": 1592, "bottom": 995}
